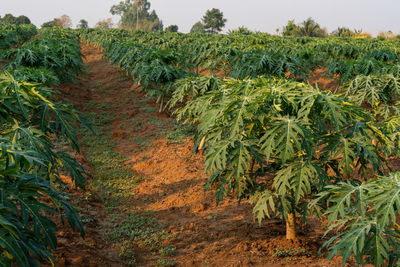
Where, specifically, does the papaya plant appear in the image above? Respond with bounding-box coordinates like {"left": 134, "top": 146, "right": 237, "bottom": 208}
{"left": 0, "top": 24, "right": 37, "bottom": 51}
{"left": 8, "top": 67, "right": 60, "bottom": 86}
{"left": 0, "top": 71, "right": 87, "bottom": 266}
{"left": 171, "top": 75, "right": 393, "bottom": 240}
{"left": 104, "top": 41, "right": 190, "bottom": 111}
{"left": 2, "top": 37, "right": 84, "bottom": 83}
{"left": 345, "top": 74, "right": 400, "bottom": 111}
{"left": 313, "top": 172, "right": 400, "bottom": 266}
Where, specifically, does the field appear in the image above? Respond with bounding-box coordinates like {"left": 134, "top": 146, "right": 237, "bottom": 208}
{"left": 2, "top": 26, "right": 400, "bottom": 267}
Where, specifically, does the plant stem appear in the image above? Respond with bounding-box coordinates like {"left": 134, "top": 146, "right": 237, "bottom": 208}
{"left": 286, "top": 212, "right": 296, "bottom": 240}
{"left": 198, "top": 135, "right": 206, "bottom": 150}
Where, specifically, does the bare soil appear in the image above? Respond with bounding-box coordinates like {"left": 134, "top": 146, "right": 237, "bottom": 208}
{"left": 51, "top": 44, "right": 353, "bottom": 266}
{"left": 308, "top": 68, "right": 340, "bottom": 92}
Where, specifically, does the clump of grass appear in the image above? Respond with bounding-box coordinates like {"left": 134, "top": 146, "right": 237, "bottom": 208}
{"left": 159, "top": 246, "right": 177, "bottom": 257}
{"left": 140, "top": 106, "right": 158, "bottom": 113}
{"left": 273, "top": 246, "right": 312, "bottom": 257}
{"left": 156, "top": 258, "right": 177, "bottom": 267}
{"left": 118, "top": 241, "right": 137, "bottom": 266}
{"left": 132, "top": 136, "right": 150, "bottom": 149}
{"left": 106, "top": 212, "right": 176, "bottom": 252}
{"left": 166, "top": 123, "right": 196, "bottom": 144}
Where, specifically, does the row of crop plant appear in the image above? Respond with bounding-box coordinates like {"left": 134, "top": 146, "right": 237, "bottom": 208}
{"left": 0, "top": 27, "right": 88, "bottom": 266}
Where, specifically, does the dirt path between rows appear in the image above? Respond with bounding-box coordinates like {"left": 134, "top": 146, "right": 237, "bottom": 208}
{"left": 52, "top": 44, "right": 349, "bottom": 267}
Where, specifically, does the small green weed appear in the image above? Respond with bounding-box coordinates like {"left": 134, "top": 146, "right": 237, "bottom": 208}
{"left": 133, "top": 137, "right": 150, "bottom": 148}
{"left": 156, "top": 258, "right": 177, "bottom": 267}
{"left": 118, "top": 241, "right": 137, "bottom": 266}
{"left": 166, "top": 123, "right": 196, "bottom": 144}
{"left": 273, "top": 246, "right": 312, "bottom": 257}
{"left": 159, "top": 246, "right": 177, "bottom": 257}
{"left": 140, "top": 106, "right": 158, "bottom": 113}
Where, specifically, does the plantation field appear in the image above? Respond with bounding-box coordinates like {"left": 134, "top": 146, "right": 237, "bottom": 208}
{"left": 50, "top": 44, "right": 339, "bottom": 266}
{"left": 2, "top": 26, "right": 400, "bottom": 266}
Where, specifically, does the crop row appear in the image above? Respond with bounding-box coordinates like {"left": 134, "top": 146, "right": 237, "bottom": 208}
{"left": 80, "top": 29, "right": 400, "bottom": 81}
{"left": 0, "top": 24, "right": 37, "bottom": 51}
{"left": 0, "top": 28, "right": 87, "bottom": 266}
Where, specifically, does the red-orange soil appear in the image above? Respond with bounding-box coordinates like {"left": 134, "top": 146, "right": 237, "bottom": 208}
{"left": 308, "top": 68, "right": 340, "bottom": 92}
{"left": 51, "top": 44, "right": 355, "bottom": 266}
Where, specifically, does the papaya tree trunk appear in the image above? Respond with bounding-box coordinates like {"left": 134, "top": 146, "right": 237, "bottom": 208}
{"left": 286, "top": 212, "right": 296, "bottom": 240}
{"left": 159, "top": 98, "right": 164, "bottom": 113}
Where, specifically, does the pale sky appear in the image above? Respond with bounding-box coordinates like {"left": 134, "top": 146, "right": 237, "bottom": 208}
{"left": 1, "top": 0, "right": 399, "bottom": 35}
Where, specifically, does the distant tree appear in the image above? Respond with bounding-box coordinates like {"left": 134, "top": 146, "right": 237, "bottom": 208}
{"left": 110, "top": 0, "right": 163, "bottom": 31}
{"left": 77, "top": 19, "right": 89, "bottom": 29}
{"left": 95, "top": 18, "right": 114, "bottom": 29}
{"left": 41, "top": 19, "right": 59, "bottom": 28}
{"left": 282, "top": 19, "right": 300, "bottom": 36}
{"left": 297, "top": 18, "right": 327, "bottom": 37}
{"left": 354, "top": 29, "right": 373, "bottom": 39}
{"left": 0, "top": 14, "right": 31, "bottom": 25}
{"left": 354, "top": 29, "right": 363, "bottom": 35}
{"left": 331, "top": 27, "right": 355, "bottom": 37}
{"left": 377, "top": 30, "right": 397, "bottom": 40}
{"left": 15, "top": 15, "right": 31, "bottom": 25}
{"left": 56, "top": 14, "right": 72, "bottom": 28}
{"left": 165, "top": 25, "right": 178, "bottom": 32}
{"left": 0, "top": 14, "right": 17, "bottom": 24}
{"left": 229, "top": 26, "right": 252, "bottom": 35}
{"left": 282, "top": 18, "right": 327, "bottom": 37}
{"left": 145, "top": 9, "right": 163, "bottom": 31}
{"left": 190, "top": 21, "right": 205, "bottom": 33}
{"left": 201, "top": 8, "right": 227, "bottom": 34}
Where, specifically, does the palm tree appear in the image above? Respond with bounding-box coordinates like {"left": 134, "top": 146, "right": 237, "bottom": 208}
{"left": 298, "top": 18, "right": 326, "bottom": 37}
{"left": 282, "top": 19, "right": 299, "bottom": 36}
{"left": 332, "top": 27, "right": 354, "bottom": 37}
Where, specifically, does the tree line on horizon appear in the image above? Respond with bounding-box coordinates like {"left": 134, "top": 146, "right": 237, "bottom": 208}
{"left": 0, "top": 13, "right": 31, "bottom": 25}
{"left": 1, "top": 1, "right": 398, "bottom": 39}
